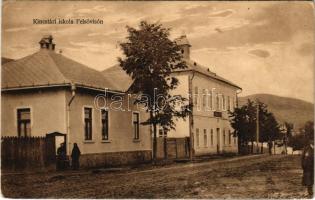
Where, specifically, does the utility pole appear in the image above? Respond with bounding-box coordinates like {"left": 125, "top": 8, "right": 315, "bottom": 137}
{"left": 256, "top": 100, "right": 260, "bottom": 154}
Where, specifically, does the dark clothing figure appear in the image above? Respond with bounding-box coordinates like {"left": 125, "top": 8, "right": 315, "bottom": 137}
{"left": 71, "top": 143, "right": 81, "bottom": 170}
{"left": 301, "top": 143, "right": 314, "bottom": 197}
{"left": 56, "top": 143, "right": 67, "bottom": 170}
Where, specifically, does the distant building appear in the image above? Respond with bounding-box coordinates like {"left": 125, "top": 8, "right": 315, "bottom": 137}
{"left": 1, "top": 35, "right": 152, "bottom": 167}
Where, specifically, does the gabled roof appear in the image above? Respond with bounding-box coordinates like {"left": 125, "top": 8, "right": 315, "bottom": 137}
{"left": 102, "top": 64, "right": 133, "bottom": 92}
{"left": 2, "top": 49, "right": 123, "bottom": 92}
{"left": 102, "top": 59, "right": 241, "bottom": 91}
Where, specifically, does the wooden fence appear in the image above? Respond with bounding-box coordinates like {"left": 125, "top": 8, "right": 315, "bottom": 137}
{"left": 1, "top": 136, "right": 55, "bottom": 170}
{"left": 156, "top": 137, "right": 190, "bottom": 160}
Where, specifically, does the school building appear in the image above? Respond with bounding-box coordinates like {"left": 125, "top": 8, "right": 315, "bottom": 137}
{"left": 1, "top": 35, "right": 152, "bottom": 167}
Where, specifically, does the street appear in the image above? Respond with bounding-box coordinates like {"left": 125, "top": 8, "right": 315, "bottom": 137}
{"left": 1, "top": 155, "right": 309, "bottom": 198}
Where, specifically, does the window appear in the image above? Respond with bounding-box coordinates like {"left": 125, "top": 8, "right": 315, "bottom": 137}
{"left": 84, "top": 108, "right": 92, "bottom": 140}
{"left": 17, "top": 108, "right": 31, "bottom": 137}
{"left": 202, "top": 89, "right": 206, "bottom": 108}
{"left": 222, "top": 95, "right": 225, "bottom": 110}
{"left": 204, "top": 129, "right": 207, "bottom": 147}
{"left": 101, "top": 110, "right": 109, "bottom": 140}
{"left": 158, "top": 127, "right": 167, "bottom": 137}
{"left": 231, "top": 97, "right": 236, "bottom": 111}
{"left": 216, "top": 94, "right": 219, "bottom": 111}
{"left": 133, "top": 112, "right": 140, "bottom": 139}
{"left": 194, "top": 87, "right": 198, "bottom": 106}
{"left": 210, "top": 129, "right": 213, "bottom": 146}
{"left": 227, "top": 96, "right": 231, "bottom": 111}
{"left": 229, "top": 130, "right": 231, "bottom": 145}
{"left": 234, "top": 137, "right": 237, "bottom": 145}
{"left": 196, "top": 128, "right": 200, "bottom": 147}
{"left": 223, "top": 129, "right": 226, "bottom": 145}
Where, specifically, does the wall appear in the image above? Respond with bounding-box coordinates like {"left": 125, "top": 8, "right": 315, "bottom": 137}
{"left": 2, "top": 87, "right": 152, "bottom": 168}
{"left": 169, "top": 71, "right": 239, "bottom": 155}
{"left": 66, "top": 89, "right": 152, "bottom": 157}
{"left": 192, "top": 73, "right": 238, "bottom": 155}
{"left": 1, "top": 88, "right": 67, "bottom": 137}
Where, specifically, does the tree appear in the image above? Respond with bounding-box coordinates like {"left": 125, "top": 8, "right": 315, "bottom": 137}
{"left": 260, "top": 111, "right": 280, "bottom": 153}
{"left": 229, "top": 99, "right": 280, "bottom": 154}
{"left": 282, "top": 122, "right": 293, "bottom": 154}
{"left": 284, "top": 122, "right": 294, "bottom": 139}
{"left": 229, "top": 99, "right": 256, "bottom": 154}
{"left": 288, "top": 134, "right": 305, "bottom": 151}
{"left": 118, "top": 21, "right": 190, "bottom": 162}
{"left": 304, "top": 121, "right": 314, "bottom": 143}
{"left": 288, "top": 121, "right": 314, "bottom": 150}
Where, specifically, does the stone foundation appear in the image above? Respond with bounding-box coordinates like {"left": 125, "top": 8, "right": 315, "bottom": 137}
{"left": 79, "top": 150, "right": 152, "bottom": 168}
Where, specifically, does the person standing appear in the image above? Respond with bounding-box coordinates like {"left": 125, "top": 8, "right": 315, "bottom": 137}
{"left": 71, "top": 143, "right": 81, "bottom": 170}
{"left": 301, "top": 140, "right": 314, "bottom": 197}
{"left": 56, "top": 143, "right": 66, "bottom": 170}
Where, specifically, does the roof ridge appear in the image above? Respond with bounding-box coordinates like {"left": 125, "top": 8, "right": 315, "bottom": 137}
{"left": 45, "top": 51, "right": 71, "bottom": 84}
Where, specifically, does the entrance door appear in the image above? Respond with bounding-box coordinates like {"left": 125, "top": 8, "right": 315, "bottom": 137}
{"left": 45, "top": 132, "right": 67, "bottom": 165}
{"left": 216, "top": 128, "right": 220, "bottom": 154}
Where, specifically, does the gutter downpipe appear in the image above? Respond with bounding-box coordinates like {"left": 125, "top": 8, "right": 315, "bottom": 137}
{"left": 66, "top": 83, "right": 76, "bottom": 156}
{"left": 189, "top": 72, "right": 195, "bottom": 161}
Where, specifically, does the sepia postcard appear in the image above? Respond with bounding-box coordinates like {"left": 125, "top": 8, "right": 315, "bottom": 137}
{"left": 1, "top": 1, "right": 314, "bottom": 199}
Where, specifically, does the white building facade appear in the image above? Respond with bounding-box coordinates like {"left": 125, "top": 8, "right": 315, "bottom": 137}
{"left": 166, "top": 35, "right": 242, "bottom": 155}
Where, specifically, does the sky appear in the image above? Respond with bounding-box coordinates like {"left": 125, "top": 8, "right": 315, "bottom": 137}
{"left": 2, "top": 1, "right": 314, "bottom": 103}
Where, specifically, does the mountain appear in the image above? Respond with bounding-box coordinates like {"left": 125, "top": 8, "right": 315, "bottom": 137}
{"left": 239, "top": 94, "right": 314, "bottom": 130}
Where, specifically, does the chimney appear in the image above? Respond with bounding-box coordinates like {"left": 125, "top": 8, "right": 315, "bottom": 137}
{"left": 174, "top": 35, "right": 191, "bottom": 60}
{"left": 39, "top": 35, "right": 55, "bottom": 51}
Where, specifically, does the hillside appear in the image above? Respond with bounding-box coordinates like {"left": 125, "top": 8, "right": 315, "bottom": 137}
{"left": 239, "top": 94, "right": 314, "bottom": 130}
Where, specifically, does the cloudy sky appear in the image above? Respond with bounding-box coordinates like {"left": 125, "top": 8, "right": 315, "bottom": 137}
{"left": 2, "top": 1, "right": 314, "bottom": 103}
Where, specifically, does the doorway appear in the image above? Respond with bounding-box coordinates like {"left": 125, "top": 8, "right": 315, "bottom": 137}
{"left": 216, "top": 128, "right": 220, "bottom": 154}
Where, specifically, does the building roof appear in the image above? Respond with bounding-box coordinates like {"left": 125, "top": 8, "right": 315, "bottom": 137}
{"left": 2, "top": 49, "right": 123, "bottom": 92}
{"left": 174, "top": 35, "right": 191, "bottom": 46}
{"left": 102, "top": 64, "right": 133, "bottom": 92}
{"left": 102, "top": 59, "right": 241, "bottom": 91}
{"left": 176, "top": 59, "right": 242, "bottom": 89}
{"left": 2, "top": 57, "right": 14, "bottom": 65}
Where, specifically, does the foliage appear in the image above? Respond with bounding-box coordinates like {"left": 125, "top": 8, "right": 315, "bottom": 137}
{"left": 229, "top": 99, "right": 256, "bottom": 145}
{"left": 284, "top": 122, "right": 294, "bottom": 139}
{"left": 229, "top": 99, "right": 280, "bottom": 153}
{"left": 289, "top": 121, "right": 314, "bottom": 150}
{"left": 303, "top": 121, "right": 314, "bottom": 142}
{"left": 118, "top": 21, "right": 190, "bottom": 160}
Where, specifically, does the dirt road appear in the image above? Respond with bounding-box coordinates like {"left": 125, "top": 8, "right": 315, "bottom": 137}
{"left": 1, "top": 155, "right": 309, "bottom": 198}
